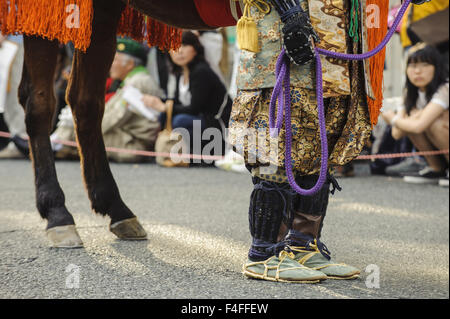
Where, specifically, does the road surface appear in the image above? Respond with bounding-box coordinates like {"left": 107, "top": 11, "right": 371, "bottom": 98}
{"left": 0, "top": 159, "right": 448, "bottom": 299}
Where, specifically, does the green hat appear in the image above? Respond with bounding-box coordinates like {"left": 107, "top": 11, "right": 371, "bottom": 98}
{"left": 116, "top": 38, "right": 148, "bottom": 64}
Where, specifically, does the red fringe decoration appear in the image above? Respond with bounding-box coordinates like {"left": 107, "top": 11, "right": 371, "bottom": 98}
{"left": 117, "top": 5, "right": 182, "bottom": 51}
{"left": 0, "top": 0, "right": 181, "bottom": 52}
{"left": 366, "top": 0, "right": 389, "bottom": 127}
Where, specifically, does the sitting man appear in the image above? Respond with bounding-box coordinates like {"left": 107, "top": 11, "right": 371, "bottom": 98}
{"left": 52, "top": 38, "right": 164, "bottom": 163}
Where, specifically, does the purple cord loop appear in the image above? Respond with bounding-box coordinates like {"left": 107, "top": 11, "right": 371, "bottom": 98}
{"left": 269, "top": 52, "right": 288, "bottom": 138}
{"left": 316, "top": 0, "right": 410, "bottom": 61}
{"left": 270, "top": 0, "right": 411, "bottom": 196}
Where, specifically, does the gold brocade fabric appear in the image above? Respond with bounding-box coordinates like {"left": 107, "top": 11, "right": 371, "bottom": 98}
{"left": 229, "top": 85, "right": 370, "bottom": 177}
{"left": 229, "top": 3, "right": 372, "bottom": 179}
{"left": 237, "top": 0, "right": 351, "bottom": 98}
{"left": 309, "top": 0, "right": 351, "bottom": 97}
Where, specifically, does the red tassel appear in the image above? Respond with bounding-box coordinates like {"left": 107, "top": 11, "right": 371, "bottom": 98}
{"left": 117, "top": 5, "right": 182, "bottom": 51}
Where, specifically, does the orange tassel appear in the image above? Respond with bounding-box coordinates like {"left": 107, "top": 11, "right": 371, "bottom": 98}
{"left": 6, "top": 0, "right": 17, "bottom": 34}
{"left": 0, "top": 0, "right": 93, "bottom": 51}
{"left": 0, "top": 0, "right": 181, "bottom": 52}
{"left": 366, "top": 0, "right": 389, "bottom": 127}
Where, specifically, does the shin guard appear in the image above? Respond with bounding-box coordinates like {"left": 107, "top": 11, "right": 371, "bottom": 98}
{"left": 248, "top": 177, "right": 295, "bottom": 261}
{"left": 287, "top": 174, "right": 341, "bottom": 243}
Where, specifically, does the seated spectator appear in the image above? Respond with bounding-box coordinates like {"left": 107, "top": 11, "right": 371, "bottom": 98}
{"left": 371, "top": 97, "right": 419, "bottom": 177}
{"left": 194, "top": 29, "right": 228, "bottom": 85}
{"left": 141, "top": 31, "right": 232, "bottom": 160}
{"left": 146, "top": 46, "right": 171, "bottom": 96}
{"left": 0, "top": 33, "right": 27, "bottom": 159}
{"left": 52, "top": 38, "right": 164, "bottom": 163}
{"left": 382, "top": 43, "right": 449, "bottom": 186}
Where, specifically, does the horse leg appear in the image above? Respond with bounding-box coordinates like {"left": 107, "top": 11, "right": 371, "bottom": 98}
{"left": 67, "top": 0, "right": 146, "bottom": 240}
{"left": 19, "top": 37, "right": 83, "bottom": 248}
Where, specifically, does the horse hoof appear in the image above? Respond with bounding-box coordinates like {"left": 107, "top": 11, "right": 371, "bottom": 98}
{"left": 46, "top": 225, "right": 84, "bottom": 248}
{"left": 109, "top": 217, "right": 147, "bottom": 241}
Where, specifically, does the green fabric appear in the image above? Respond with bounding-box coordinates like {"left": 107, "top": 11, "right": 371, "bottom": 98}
{"left": 294, "top": 251, "right": 360, "bottom": 279}
{"left": 120, "top": 66, "right": 149, "bottom": 88}
{"left": 349, "top": 0, "right": 360, "bottom": 43}
{"left": 117, "top": 38, "right": 148, "bottom": 62}
{"left": 243, "top": 253, "right": 327, "bottom": 283}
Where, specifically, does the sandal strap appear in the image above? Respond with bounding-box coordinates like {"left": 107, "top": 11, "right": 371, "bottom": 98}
{"left": 244, "top": 250, "right": 311, "bottom": 281}
{"left": 288, "top": 238, "right": 331, "bottom": 260}
{"left": 289, "top": 244, "right": 349, "bottom": 271}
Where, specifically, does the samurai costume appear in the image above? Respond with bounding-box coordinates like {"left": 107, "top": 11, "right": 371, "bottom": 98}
{"left": 193, "top": 0, "right": 429, "bottom": 283}
{"left": 230, "top": 0, "right": 367, "bottom": 283}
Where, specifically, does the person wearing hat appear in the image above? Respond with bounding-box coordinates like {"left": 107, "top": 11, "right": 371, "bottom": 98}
{"left": 52, "top": 38, "right": 164, "bottom": 163}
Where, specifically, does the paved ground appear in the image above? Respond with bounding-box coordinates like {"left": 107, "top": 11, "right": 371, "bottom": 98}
{"left": 0, "top": 159, "right": 448, "bottom": 299}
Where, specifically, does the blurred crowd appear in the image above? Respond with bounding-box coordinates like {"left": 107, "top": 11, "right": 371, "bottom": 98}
{"left": 0, "top": 29, "right": 236, "bottom": 167}
{"left": 0, "top": 1, "right": 448, "bottom": 187}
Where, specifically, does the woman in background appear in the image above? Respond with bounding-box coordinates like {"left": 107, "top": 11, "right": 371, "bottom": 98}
{"left": 382, "top": 43, "right": 449, "bottom": 186}
{"left": 142, "top": 31, "right": 232, "bottom": 159}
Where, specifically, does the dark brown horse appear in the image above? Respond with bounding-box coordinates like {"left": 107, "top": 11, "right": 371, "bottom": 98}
{"left": 18, "top": 0, "right": 211, "bottom": 247}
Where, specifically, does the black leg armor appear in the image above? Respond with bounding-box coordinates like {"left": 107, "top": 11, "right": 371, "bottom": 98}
{"left": 248, "top": 177, "right": 295, "bottom": 261}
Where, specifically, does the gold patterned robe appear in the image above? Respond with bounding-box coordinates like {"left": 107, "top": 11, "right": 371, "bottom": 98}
{"left": 229, "top": 0, "right": 373, "bottom": 178}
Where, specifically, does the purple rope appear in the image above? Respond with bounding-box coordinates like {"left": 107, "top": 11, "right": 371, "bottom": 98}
{"left": 316, "top": 0, "right": 410, "bottom": 60}
{"left": 270, "top": 0, "right": 411, "bottom": 196}
{"left": 282, "top": 50, "right": 328, "bottom": 196}
{"left": 269, "top": 53, "right": 287, "bottom": 137}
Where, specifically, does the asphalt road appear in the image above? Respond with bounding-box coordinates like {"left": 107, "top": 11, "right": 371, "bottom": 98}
{"left": 0, "top": 159, "right": 448, "bottom": 299}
